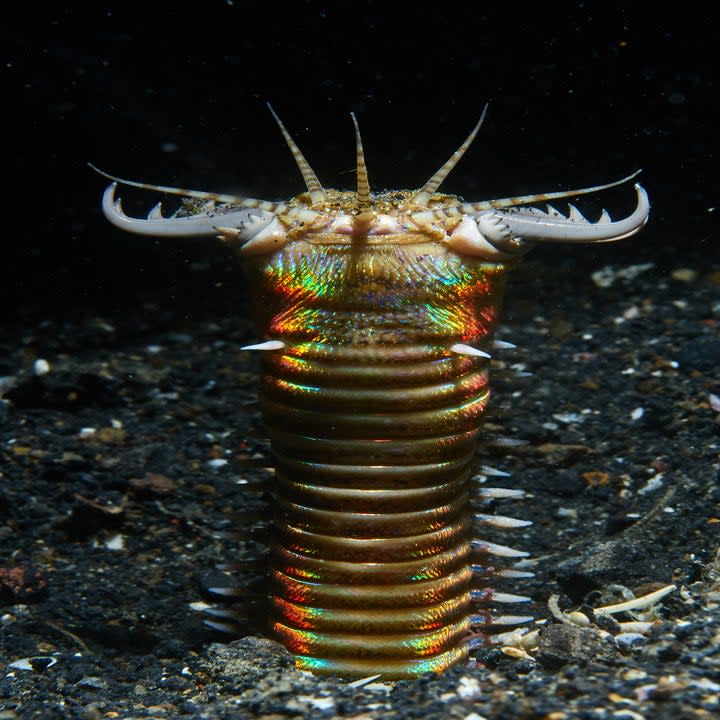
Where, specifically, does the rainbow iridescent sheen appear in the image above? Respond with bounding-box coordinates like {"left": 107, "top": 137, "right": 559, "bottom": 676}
{"left": 241, "top": 235, "right": 513, "bottom": 678}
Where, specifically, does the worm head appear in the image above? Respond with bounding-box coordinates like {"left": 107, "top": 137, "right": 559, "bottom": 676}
{"left": 93, "top": 104, "right": 649, "bottom": 261}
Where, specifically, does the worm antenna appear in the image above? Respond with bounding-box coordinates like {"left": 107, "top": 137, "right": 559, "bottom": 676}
{"left": 458, "top": 169, "right": 644, "bottom": 213}
{"left": 406, "top": 102, "right": 489, "bottom": 208}
{"left": 266, "top": 102, "right": 328, "bottom": 204}
{"left": 350, "top": 112, "right": 372, "bottom": 212}
{"left": 88, "top": 163, "right": 278, "bottom": 208}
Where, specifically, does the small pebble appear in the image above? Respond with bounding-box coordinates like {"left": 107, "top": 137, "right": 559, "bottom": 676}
{"left": 33, "top": 359, "right": 50, "bottom": 375}
{"left": 670, "top": 268, "right": 698, "bottom": 282}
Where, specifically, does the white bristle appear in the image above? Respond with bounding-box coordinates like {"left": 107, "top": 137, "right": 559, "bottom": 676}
{"left": 472, "top": 540, "right": 530, "bottom": 558}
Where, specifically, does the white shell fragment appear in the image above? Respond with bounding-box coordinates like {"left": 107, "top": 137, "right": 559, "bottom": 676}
{"left": 595, "top": 584, "right": 677, "bottom": 615}
{"left": 33, "top": 359, "right": 50, "bottom": 375}
{"left": 9, "top": 656, "right": 58, "bottom": 671}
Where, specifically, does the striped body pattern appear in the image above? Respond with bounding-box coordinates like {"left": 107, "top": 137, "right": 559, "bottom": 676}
{"left": 95, "top": 106, "right": 649, "bottom": 678}
{"left": 247, "top": 232, "right": 511, "bottom": 677}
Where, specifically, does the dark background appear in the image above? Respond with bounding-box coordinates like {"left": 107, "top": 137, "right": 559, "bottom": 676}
{"left": 2, "top": 1, "right": 716, "bottom": 321}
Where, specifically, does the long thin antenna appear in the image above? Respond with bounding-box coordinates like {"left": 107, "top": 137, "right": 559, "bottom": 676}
{"left": 405, "top": 102, "right": 489, "bottom": 208}
{"left": 458, "top": 170, "right": 643, "bottom": 212}
{"left": 266, "top": 102, "right": 327, "bottom": 204}
{"left": 350, "top": 112, "right": 372, "bottom": 212}
{"left": 88, "top": 163, "right": 282, "bottom": 211}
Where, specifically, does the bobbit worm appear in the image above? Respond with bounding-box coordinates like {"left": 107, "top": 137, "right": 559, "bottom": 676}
{"left": 93, "top": 104, "right": 649, "bottom": 678}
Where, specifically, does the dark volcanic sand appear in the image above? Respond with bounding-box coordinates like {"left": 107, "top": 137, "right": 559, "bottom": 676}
{"left": 2, "top": 239, "right": 719, "bottom": 719}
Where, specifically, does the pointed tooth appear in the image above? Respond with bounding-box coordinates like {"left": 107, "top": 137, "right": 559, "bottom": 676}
{"left": 514, "top": 206, "right": 547, "bottom": 217}
{"left": 492, "top": 339, "right": 517, "bottom": 349}
{"left": 546, "top": 204, "right": 563, "bottom": 217}
{"left": 598, "top": 209, "right": 612, "bottom": 223}
{"left": 148, "top": 202, "right": 164, "bottom": 220}
{"left": 450, "top": 343, "right": 491, "bottom": 358}
{"left": 471, "top": 614, "right": 534, "bottom": 626}
{"left": 215, "top": 226, "right": 241, "bottom": 242}
{"left": 474, "top": 513, "right": 533, "bottom": 528}
{"left": 472, "top": 540, "right": 529, "bottom": 558}
{"left": 567, "top": 203, "right": 586, "bottom": 222}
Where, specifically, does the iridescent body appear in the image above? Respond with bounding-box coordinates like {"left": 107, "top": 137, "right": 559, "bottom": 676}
{"left": 244, "top": 207, "right": 510, "bottom": 676}
{"left": 94, "top": 107, "right": 649, "bottom": 678}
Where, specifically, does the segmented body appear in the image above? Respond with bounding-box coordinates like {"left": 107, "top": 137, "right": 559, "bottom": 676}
{"left": 246, "top": 238, "right": 510, "bottom": 676}
{"left": 95, "top": 107, "right": 649, "bottom": 678}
